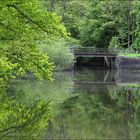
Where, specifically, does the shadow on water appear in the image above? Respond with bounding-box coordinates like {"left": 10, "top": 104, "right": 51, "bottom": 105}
{"left": 1, "top": 66, "right": 140, "bottom": 139}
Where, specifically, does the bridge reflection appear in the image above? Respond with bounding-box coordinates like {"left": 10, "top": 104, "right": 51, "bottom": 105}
{"left": 74, "top": 67, "right": 140, "bottom": 91}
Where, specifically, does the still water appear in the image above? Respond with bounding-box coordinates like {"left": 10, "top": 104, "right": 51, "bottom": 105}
{"left": 1, "top": 67, "right": 140, "bottom": 139}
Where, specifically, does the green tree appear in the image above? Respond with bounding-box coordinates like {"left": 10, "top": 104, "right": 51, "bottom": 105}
{"left": 132, "top": 0, "right": 140, "bottom": 51}
{"left": 0, "top": 0, "right": 67, "bottom": 82}
{"left": 78, "top": 0, "right": 136, "bottom": 49}
{"left": 45, "top": 0, "right": 91, "bottom": 39}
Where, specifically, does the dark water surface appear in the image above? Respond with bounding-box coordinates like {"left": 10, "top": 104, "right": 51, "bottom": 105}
{"left": 1, "top": 67, "right": 140, "bottom": 139}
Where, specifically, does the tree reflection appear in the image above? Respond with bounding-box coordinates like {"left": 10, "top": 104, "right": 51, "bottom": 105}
{"left": 0, "top": 84, "right": 52, "bottom": 139}
{"left": 47, "top": 86, "right": 140, "bottom": 139}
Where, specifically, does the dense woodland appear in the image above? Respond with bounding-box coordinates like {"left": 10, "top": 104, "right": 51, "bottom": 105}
{"left": 46, "top": 0, "right": 139, "bottom": 49}
{"left": 0, "top": 0, "right": 140, "bottom": 138}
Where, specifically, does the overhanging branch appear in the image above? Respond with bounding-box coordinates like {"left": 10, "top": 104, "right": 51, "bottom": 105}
{"left": 6, "top": 4, "right": 48, "bottom": 33}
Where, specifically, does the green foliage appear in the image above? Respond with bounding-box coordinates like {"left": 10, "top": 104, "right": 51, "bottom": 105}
{"left": 45, "top": 0, "right": 138, "bottom": 51}
{"left": 45, "top": 0, "right": 91, "bottom": 39}
{"left": 0, "top": 0, "right": 67, "bottom": 39}
{"left": 1, "top": 42, "right": 54, "bottom": 81}
{"left": 109, "top": 36, "right": 119, "bottom": 49}
{"left": 39, "top": 39, "right": 74, "bottom": 71}
{"left": 132, "top": 1, "right": 140, "bottom": 50}
{"left": 79, "top": 0, "right": 124, "bottom": 47}
{"left": 118, "top": 53, "right": 140, "bottom": 58}
{"left": 80, "top": 20, "right": 118, "bottom": 47}
{"left": 0, "top": 57, "right": 17, "bottom": 82}
{"left": 80, "top": 20, "right": 101, "bottom": 47}
{"left": 62, "top": 14, "right": 80, "bottom": 39}
{"left": 0, "top": 0, "right": 67, "bottom": 81}
{"left": 0, "top": 92, "right": 52, "bottom": 138}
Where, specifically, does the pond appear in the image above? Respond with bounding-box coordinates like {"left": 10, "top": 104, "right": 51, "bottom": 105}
{"left": 0, "top": 67, "right": 140, "bottom": 139}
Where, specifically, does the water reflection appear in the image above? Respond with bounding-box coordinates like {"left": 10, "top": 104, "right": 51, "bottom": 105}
{"left": 46, "top": 67, "right": 140, "bottom": 139}
{"left": 0, "top": 68, "right": 140, "bottom": 139}
{"left": 0, "top": 91, "right": 52, "bottom": 139}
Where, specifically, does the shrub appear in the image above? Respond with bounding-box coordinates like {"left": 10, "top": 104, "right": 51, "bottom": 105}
{"left": 39, "top": 39, "right": 74, "bottom": 71}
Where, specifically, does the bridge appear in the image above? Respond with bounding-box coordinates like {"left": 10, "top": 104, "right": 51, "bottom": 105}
{"left": 71, "top": 47, "right": 117, "bottom": 69}
{"left": 72, "top": 47, "right": 117, "bottom": 57}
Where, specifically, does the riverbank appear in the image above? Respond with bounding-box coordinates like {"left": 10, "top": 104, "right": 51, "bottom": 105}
{"left": 118, "top": 53, "right": 140, "bottom": 58}
{"left": 116, "top": 55, "right": 140, "bottom": 70}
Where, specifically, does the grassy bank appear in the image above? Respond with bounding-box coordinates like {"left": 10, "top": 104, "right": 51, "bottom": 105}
{"left": 118, "top": 53, "right": 140, "bottom": 58}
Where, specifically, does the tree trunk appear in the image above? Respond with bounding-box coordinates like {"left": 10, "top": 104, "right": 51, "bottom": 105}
{"left": 49, "top": 0, "right": 56, "bottom": 12}
{"left": 127, "top": 0, "right": 133, "bottom": 49}
{"left": 61, "top": 0, "right": 66, "bottom": 22}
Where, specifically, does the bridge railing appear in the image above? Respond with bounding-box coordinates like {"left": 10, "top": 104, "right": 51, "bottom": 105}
{"left": 69, "top": 46, "right": 140, "bottom": 55}
{"left": 70, "top": 47, "right": 117, "bottom": 55}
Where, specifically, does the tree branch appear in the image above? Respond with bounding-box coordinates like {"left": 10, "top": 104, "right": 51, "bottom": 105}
{"left": 6, "top": 4, "right": 48, "bottom": 33}
{"left": 0, "top": 37, "right": 14, "bottom": 41}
